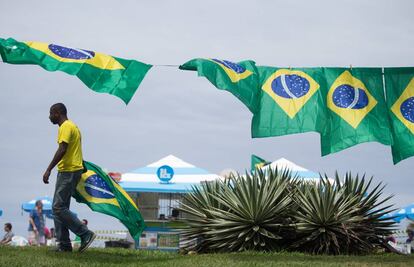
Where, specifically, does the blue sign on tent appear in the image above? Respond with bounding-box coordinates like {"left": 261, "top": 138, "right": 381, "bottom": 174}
{"left": 157, "top": 165, "right": 174, "bottom": 183}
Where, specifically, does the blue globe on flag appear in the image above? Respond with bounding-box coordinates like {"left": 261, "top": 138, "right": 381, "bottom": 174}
{"left": 271, "top": 74, "right": 310, "bottom": 99}
{"left": 211, "top": 59, "right": 246, "bottom": 74}
{"left": 332, "top": 85, "right": 369, "bottom": 109}
{"left": 84, "top": 174, "right": 115, "bottom": 199}
{"left": 48, "top": 44, "right": 95, "bottom": 59}
{"left": 400, "top": 97, "right": 414, "bottom": 123}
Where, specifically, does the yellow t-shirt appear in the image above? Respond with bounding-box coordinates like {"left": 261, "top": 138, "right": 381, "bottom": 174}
{"left": 57, "top": 120, "right": 83, "bottom": 172}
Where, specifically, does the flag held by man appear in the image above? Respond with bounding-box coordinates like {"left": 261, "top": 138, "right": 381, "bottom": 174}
{"left": 73, "top": 161, "right": 145, "bottom": 239}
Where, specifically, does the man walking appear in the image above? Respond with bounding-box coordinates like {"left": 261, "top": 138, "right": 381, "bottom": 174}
{"left": 43, "top": 103, "right": 95, "bottom": 252}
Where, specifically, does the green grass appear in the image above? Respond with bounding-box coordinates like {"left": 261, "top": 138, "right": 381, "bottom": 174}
{"left": 1, "top": 247, "right": 414, "bottom": 267}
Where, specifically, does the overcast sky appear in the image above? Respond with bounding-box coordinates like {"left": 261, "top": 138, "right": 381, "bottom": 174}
{"left": 1, "top": 0, "right": 413, "bottom": 236}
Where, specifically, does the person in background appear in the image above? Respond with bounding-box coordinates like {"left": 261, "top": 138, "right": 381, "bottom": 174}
{"left": 384, "top": 234, "right": 398, "bottom": 253}
{"left": 44, "top": 226, "right": 51, "bottom": 240}
{"left": 407, "top": 230, "right": 414, "bottom": 243}
{"left": 28, "top": 200, "right": 46, "bottom": 246}
{"left": 405, "top": 223, "right": 414, "bottom": 254}
{"left": 48, "top": 227, "right": 56, "bottom": 246}
{"left": 385, "top": 234, "right": 397, "bottom": 244}
{"left": 50, "top": 227, "right": 55, "bottom": 239}
{"left": 0, "top": 223, "right": 14, "bottom": 245}
{"left": 407, "top": 222, "right": 414, "bottom": 243}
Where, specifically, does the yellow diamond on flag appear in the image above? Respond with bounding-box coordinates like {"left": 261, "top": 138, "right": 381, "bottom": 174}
{"left": 391, "top": 77, "right": 414, "bottom": 134}
{"left": 255, "top": 162, "right": 266, "bottom": 169}
{"left": 26, "top": 41, "right": 125, "bottom": 70}
{"left": 327, "top": 71, "right": 377, "bottom": 129}
{"left": 261, "top": 69, "right": 320, "bottom": 119}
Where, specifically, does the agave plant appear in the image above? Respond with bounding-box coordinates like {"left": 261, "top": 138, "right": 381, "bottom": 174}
{"left": 334, "top": 173, "right": 397, "bottom": 252}
{"left": 292, "top": 173, "right": 396, "bottom": 255}
{"left": 179, "top": 168, "right": 296, "bottom": 252}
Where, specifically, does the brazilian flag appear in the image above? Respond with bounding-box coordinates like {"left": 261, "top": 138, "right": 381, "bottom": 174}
{"left": 0, "top": 37, "right": 152, "bottom": 104}
{"left": 181, "top": 60, "right": 395, "bottom": 158}
{"left": 180, "top": 60, "right": 326, "bottom": 137}
{"left": 384, "top": 67, "right": 414, "bottom": 164}
{"left": 253, "top": 66, "right": 328, "bottom": 138}
{"left": 180, "top": 60, "right": 328, "bottom": 138}
{"left": 73, "top": 161, "right": 145, "bottom": 239}
{"left": 251, "top": 154, "right": 270, "bottom": 172}
{"left": 179, "top": 58, "right": 260, "bottom": 112}
{"left": 321, "top": 68, "right": 393, "bottom": 155}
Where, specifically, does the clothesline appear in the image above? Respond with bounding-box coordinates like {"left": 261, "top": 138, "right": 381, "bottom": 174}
{"left": 151, "top": 64, "right": 390, "bottom": 73}
{"left": 152, "top": 64, "right": 180, "bottom": 67}
{"left": 0, "top": 57, "right": 402, "bottom": 72}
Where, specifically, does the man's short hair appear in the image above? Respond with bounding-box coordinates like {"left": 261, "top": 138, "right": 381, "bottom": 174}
{"left": 35, "top": 200, "right": 43, "bottom": 207}
{"left": 4, "top": 223, "right": 12, "bottom": 230}
{"left": 51, "top": 103, "right": 67, "bottom": 115}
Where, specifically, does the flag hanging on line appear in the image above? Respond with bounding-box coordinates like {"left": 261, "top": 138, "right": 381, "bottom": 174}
{"left": 179, "top": 58, "right": 260, "bottom": 112}
{"left": 384, "top": 67, "right": 414, "bottom": 164}
{"left": 180, "top": 60, "right": 328, "bottom": 139}
{"left": 73, "top": 161, "right": 145, "bottom": 239}
{"left": 0, "top": 37, "right": 152, "bottom": 104}
{"left": 321, "top": 68, "right": 393, "bottom": 155}
{"left": 250, "top": 154, "right": 270, "bottom": 172}
{"left": 252, "top": 66, "right": 328, "bottom": 138}
{"left": 181, "top": 59, "right": 395, "bottom": 158}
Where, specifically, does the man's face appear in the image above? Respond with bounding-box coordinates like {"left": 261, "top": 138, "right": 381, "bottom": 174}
{"left": 49, "top": 108, "right": 59, "bottom": 124}
{"left": 4, "top": 225, "right": 8, "bottom": 232}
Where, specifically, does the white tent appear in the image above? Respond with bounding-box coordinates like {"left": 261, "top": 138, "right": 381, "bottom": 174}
{"left": 120, "top": 155, "right": 220, "bottom": 193}
{"left": 261, "top": 158, "right": 334, "bottom": 183}
{"left": 120, "top": 155, "right": 220, "bottom": 219}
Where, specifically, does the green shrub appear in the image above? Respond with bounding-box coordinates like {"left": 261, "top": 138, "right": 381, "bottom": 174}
{"left": 179, "top": 169, "right": 296, "bottom": 252}
{"left": 179, "top": 169, "right": 396, "bottom": 255}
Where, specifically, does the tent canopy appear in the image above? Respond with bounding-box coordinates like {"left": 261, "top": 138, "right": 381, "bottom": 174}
{"left": 21, "top": 196, "right": 53, "bottom": 212}
{"left": 391, "top": 203, "right": 414, "bottom": 222}
{"left": 21, "top": 196, "right": 53, "bottom": 219}
{"left": 120, "top": 155, "right": 220, "bottom": 193}
{"left": 260, "top": 158, "right": 333, "bottom": 182}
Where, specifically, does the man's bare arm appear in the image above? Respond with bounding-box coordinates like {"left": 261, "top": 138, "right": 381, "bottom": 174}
{"left": 29, "top": 216, "right": 38, "bottom": 233}
{"left": 43, "top": 142, "right": 68, "bottom": 184}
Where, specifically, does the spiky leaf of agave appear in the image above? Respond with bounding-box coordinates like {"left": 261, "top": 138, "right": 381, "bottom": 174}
{"left": 331, "top": 173, "right": 397, "bottom": 250}
{"left": 179, "top": 168, "right": 296, "bottom": 252}
{"left": 292, "top": 174, "right": 396, "bottom": 255}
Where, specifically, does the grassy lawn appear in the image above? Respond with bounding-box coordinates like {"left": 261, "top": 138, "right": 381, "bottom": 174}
{"left": 1, "top": 247, "right": 414, "bottom": 267}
